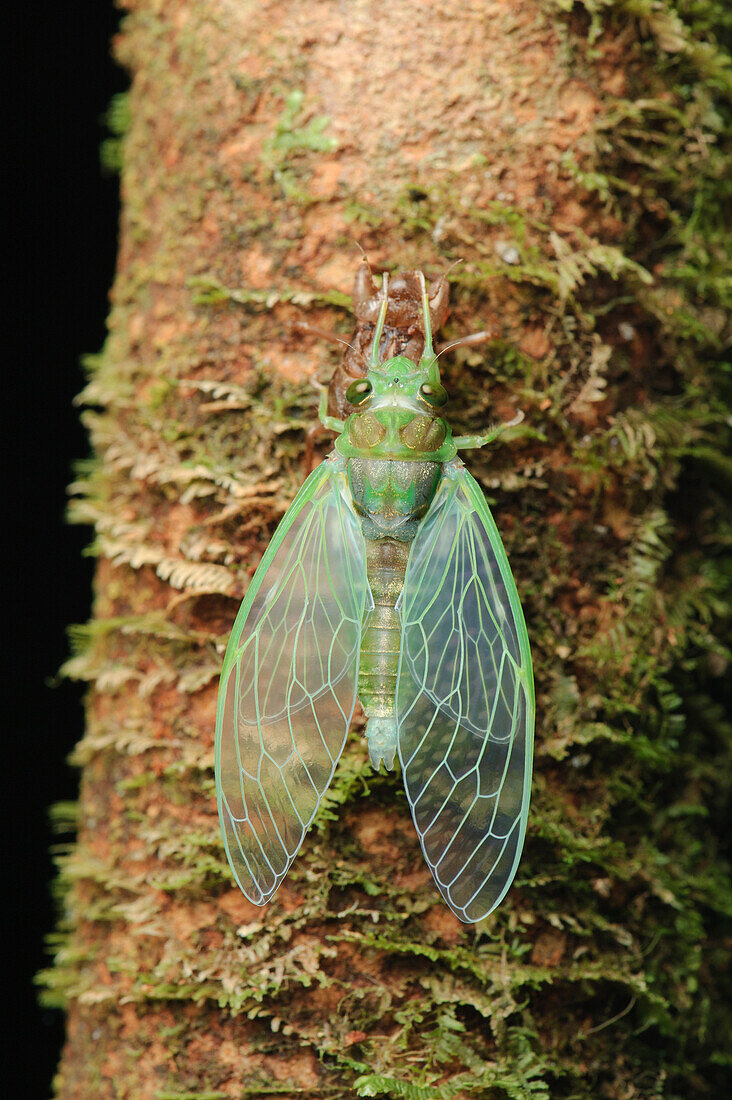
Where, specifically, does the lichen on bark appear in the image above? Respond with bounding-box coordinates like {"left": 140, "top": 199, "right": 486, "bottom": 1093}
{"left": 42, "top": 1, "right": 731, "bottom": 1097}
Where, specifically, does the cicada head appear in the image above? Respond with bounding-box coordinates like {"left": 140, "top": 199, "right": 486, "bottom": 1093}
{"left": 356, "top": 272, "right": 449, "bottom": 411}
{"left": 336, "top": 271, "right": 457, "bottom": 461}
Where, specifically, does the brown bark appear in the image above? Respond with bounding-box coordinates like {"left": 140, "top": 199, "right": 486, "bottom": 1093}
{"left": 47, "top": 1, "right": 731, "bottom": 1097}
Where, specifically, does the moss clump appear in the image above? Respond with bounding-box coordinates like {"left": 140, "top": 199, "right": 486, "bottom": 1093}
{"left": 100, "top": 91, "right": 131, "bottom": 175}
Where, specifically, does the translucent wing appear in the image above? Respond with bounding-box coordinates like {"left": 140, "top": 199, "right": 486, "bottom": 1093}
{"left": 215, "top": 456, "right": 371, "bottom": 905}
{"left": 396, "top": 461, "right": 534, "bottom": 923}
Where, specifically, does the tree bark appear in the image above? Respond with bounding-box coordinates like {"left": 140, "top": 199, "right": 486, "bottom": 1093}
{"left": 44, "top": 1, "right": 731, "bottom": 1097}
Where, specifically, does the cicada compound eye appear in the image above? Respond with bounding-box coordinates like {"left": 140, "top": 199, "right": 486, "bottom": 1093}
{"left": 418, "top": 381, "right": 448, "bottom": 408}
{"left": 346, "top": 378, "right": 373, "bottom": 406}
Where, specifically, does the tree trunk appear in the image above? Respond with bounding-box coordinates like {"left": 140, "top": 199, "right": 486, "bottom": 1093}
{"left": 43, "top": 1, "right": 731, "bottom": 1097}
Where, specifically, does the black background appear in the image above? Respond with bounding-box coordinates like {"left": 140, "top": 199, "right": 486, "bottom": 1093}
{"left": 7, "top": 4, "right": 126, "bottom": 1091}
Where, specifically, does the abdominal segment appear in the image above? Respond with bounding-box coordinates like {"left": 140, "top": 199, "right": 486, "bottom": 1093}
{"left": 358, "top": 537, "right": 409, "bottom": 765}
{"left": 350, "top": 459, "right": 441, "bottom": 771}
{"left": 348, "top": 458, "right": 440, "bottom": 542}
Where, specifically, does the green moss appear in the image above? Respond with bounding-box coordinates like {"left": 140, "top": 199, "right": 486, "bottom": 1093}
{"left": 100, "top": 91, "right": 131, "bottom": 175}
{"left": 187, "top": 274, "right": 351, "bottom": 311}
{"left": 262, "top": 88, "right": 338, "bottom": 200}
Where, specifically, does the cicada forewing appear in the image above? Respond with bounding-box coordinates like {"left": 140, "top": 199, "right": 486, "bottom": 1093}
{"left": 215, "top": 457, "right": 371, "bottom": 904}
{"left": 396, "top": 463, "right": 534, "bottom": 923}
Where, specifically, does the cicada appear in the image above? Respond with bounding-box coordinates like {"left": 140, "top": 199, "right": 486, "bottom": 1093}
{"left": 215, "top": 272, "right": 534, "bottom": 923}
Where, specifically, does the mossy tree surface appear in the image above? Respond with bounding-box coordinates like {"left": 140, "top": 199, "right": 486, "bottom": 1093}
{"left": 44, "top": 1, "right": 731, "bottom": 1097}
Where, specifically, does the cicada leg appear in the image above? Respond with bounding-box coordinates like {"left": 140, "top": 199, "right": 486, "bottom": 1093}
{"left": 302, "top": 387, "right": 347, "bottom": 474}
{"left": 453, "top": 410, "right": 525, "bottom": 450}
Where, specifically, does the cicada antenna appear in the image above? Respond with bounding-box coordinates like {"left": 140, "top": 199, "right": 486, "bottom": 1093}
{"left": 291, "top": 320, "right": 363, "bottom": 360}
{"left": 433, "top": 331, "right": 494, "bottom": 362}
{"left": 332, "top": 335, "right": 365, "bottom": 358}
{"left": 442, "top": 257, "right": 463, "bottom": 280}
{"left": 433, "top": 341, "right": 458, "bottom": 363}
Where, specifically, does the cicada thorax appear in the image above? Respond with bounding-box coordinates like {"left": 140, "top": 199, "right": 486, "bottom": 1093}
{"left": 336, "top": 342, "right": 456, "bottom": 768}
{"left": 399, "top": 413, "right": 448, "bottom": 454}
{"left": 346, "top": 408, "right": 447, "bottom": 456}
{"left": 338, "top": 357, "right": 455, "bottom": 470}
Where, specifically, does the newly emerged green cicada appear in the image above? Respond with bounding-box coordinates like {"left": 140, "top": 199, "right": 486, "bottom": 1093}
{"left": 215, "top": 272, "right": 534, "bottom": 923}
